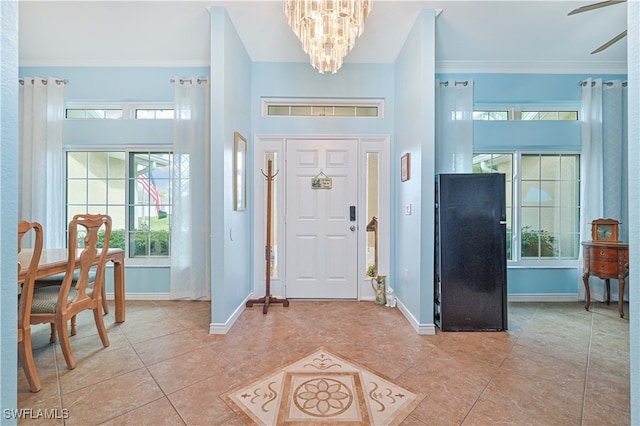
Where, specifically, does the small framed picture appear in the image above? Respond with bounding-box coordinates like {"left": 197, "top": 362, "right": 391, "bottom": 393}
{"left": 401, "top": 153, "right": 410, "bottom": 182}
{"left": 234, "top": 131, "right": 247, "bottom": 211}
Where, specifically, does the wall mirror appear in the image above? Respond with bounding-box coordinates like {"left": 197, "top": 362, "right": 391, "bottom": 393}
{"left": 234, "top": 131, "right": 247, "bottom": 211}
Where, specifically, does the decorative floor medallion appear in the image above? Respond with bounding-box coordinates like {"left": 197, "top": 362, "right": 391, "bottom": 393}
{"left": 225, "top": 348, "right": 424, "bottom": 425}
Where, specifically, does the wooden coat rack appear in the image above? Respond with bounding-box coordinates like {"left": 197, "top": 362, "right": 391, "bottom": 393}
{"left": 246, "top": 159, "right": 289, "bottom": 314}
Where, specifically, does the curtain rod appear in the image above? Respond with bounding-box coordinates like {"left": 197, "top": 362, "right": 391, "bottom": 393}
{"left": 580, "top": 80, "right": 628, "bottom": 87}
{"left": 19, "top": 78, "right": 67, "bottom": 86}
{"left": 439, "top": 80, "right": 469, "bottom": 87}
{"left": 170, "top": 78, "right": 208, "bottom": 84}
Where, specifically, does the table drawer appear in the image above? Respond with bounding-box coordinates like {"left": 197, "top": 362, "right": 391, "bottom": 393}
{"left": 589, "top": 247, "right": 618, "bottom": 260}
{"left": 589, "top": 259, "right": 618, "bottom": 275}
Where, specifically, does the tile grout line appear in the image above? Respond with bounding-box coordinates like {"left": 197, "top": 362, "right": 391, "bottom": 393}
{"left": 580, "top": 308, "right": 596, "bottom": 426}
{"left": 458, "top": 304, "right": 541, "bottom": 424}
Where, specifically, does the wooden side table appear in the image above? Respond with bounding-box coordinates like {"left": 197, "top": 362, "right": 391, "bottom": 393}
{"left": 581, "top": 241, "right": 629, "bottom": 318}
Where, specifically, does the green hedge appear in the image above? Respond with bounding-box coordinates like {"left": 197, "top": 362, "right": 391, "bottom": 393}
{"left": 96, "top": 229, "right": 170, "bottom": 256}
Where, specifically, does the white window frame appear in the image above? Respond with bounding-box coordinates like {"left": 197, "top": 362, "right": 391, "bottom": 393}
{"left": 64, "top": 146, "right": 173, "bottom": 267}
{"left": 65, "top": 101, "right": 174, "bottom": 120}
{"left": 475, "top": 150, "right": 581, "bottom": 268}
{"left": 261, "top": 97, "right": 385, "bottom": 118}
{"left": 473, "top": 102, "right": 580, "bottom": 121}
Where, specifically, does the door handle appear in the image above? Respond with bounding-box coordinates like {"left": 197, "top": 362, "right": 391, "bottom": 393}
{"left": 350, "top": 225, "right": 356, "bottom": 231}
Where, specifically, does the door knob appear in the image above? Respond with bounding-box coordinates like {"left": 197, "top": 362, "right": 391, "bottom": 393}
{"left": 350, "top": 225, "right": 356, "bottom": 231}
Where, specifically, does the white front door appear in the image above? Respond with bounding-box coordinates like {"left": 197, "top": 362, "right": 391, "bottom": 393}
{"left": 285, "top": 138, "right": 358, "bottom": 299}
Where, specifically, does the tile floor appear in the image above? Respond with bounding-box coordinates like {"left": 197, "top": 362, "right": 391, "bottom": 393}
{"left": 17, "top": 299, "right": 630, "bottom": 425}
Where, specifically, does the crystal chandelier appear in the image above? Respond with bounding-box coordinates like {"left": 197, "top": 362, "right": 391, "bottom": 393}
{"left": 285, "top": 0, "right": 372, "bottom": 74}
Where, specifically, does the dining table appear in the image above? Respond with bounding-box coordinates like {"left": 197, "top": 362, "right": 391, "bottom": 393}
{"left": 18, "top": 248, "right": 126, "bottom": 323}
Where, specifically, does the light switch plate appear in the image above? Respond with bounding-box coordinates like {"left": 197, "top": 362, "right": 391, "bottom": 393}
{"left": 404, "top": 204, "right": 412, "bottom": 215}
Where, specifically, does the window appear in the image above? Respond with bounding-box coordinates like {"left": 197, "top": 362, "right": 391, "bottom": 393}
{"left": 66, "top": 150, "right": 173, "bottom": 262}
{"left": 472, "top": 111, "right": 508, "bottom": 121}
{"left": 262, "top": 98, "right": 384, "bottom": 118}
{"left": 135, "top": 109, "right": 175, "bottom": 119}
{"left": 66, "top": 109, "right": 123, "bottom": 119}
{"left": 473, "top": 152, "right": 580, "bottom": 263}
{"left": 473, "top": 154, "right": 513, "bottom": 260}
{"left": 473, "top": 105, "right": 579, "bottom": 121}
{"left": 521, "top": 111, "right": 578, "bottom": 121}
{"left": 65, "top": 102, "right": 174, "bottom": 120}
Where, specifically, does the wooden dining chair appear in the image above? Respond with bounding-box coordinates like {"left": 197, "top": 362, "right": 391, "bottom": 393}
{"left": 30, "top": 214, "right": 112, "bottom": 370}
{"left": 35, "top": 213, "right": 110, "bottom": 315}
{"left": 18, "top": 220, "right": 44, "bottom": 392}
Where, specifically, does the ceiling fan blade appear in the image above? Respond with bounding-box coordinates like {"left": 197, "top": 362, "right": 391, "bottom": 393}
{"left": 591, "top": 29, "right": 627, "bottom": 54}
{"left": 568, "top": 0, "right": 626, "bottom": 16}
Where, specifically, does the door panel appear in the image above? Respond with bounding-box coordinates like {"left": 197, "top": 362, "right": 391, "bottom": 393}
{"left": 286, "top": 139, "right": 358, "bottom": 299}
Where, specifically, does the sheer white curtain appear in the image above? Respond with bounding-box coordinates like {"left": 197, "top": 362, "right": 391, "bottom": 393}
{"left": 170, "top": 77, "right": 211, "bottom": 300}
{"left": 18, "top": 77, "right": 65, "bottom": 248}
{"left": 578, "top": 78, "right": 628, "bottom": 300}
{"left": 435, "top": 79, "right": 474, "bottom": 174}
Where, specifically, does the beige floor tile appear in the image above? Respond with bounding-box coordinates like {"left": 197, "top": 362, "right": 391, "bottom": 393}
{"left": 17, "top": 300, "right": 631, "bottom": 426}
{"left": 100, "top": 398, "right": 186, "bottom": 426}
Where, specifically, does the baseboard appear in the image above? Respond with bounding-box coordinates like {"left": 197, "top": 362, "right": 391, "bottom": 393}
{"left": 209, "top": 293, "right": 252, "bottom": 335}
{"left": 106, "top": 292, "right": 171, "bottom": 300}
{"left": 508, "top": 293, "right": 579, "bottom": 302}
{"left": 396, "top": 298, "right": 437, "bottom": 335}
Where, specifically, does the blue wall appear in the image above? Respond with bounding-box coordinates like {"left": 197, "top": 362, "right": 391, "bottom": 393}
{"left": 209, "top": 7, "right": 253, "bottom": 324}
{"left": 394, "top": 10, "right": 436, "bottom": 325}
{"left": 19, "top": 66, "right": 209, "bottom": 296}
{"left": 17, "top": 18, "right": 628, "bottom": 326}
{"left": 1, "top": 0, "right": 20, "bottom": 417}
{"left": 436, "top": 72, "right": 626, "bottom": 299}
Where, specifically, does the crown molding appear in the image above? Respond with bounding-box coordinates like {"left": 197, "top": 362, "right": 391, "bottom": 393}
{"left": 18, "top": 59, "right": 210, "bottom": 68}
{"left": 436, "top": 60, "right": 628, "bottom": 75}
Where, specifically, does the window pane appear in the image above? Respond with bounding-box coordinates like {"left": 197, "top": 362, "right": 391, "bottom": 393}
{"left": 268, "top": 106, "right": 289, "bottom": 116}
{"left": 88, "top": 179, "right": 106, "bottom": 205}
{"left": 155, "top": 110, "right": 174, "bottom": 119}
{"left": 264, "top": 152, "right": 278, "bottom": 278}
{"left": 520, "top": 154, "right": 580, "bottom": 260}
{"left": 559, "top": 111, "right": 578, "bottom": 120}
{"left": 334, "top": 106, "right": 355, "bottom": 116}
{"left": 473, "top": 153, "right": 513, "bottom": 260}
{"left": 290, "top": 106, "right": 312, "bottom": 116}
{"left": 89, "top": 152, "right": 108, "bottom": 179}
{"left": 105, "top": 110, "right": 123, "bottom": 119}
{"left": 521, "top": 155, "right": 541, "bottom": 180}
{"left": 86, "top": 110, "right": 106, "bottom": 119}
{"left": 356, "top": 106, "right": 378, "bottom": 117}
{"left": 540, "top": 155, "right": 560, "bottom": 180}
{"left": 66, "top": 109, "right": 86, "bottom": 119}
{"left": 136, "top": 110, "right": 154, "bottom": 119}
{"left": 68, "top": 152, "right": 88, "bottom": 178}
{"left": 67, "top": 180, "right": 87, "bottom": 204}
{"left": 130, "top": 152, "right": 172, "bottom": 258}
{"left": 366, "top": 152, "right": 380, "bottom": 276}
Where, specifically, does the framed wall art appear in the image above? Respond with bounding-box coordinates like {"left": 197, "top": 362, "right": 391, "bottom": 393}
{"left": 401, "top": 153, "right": 410, "bottom": 182}
{"left": 234, "top": 131, "right": 247, "bottom": 211}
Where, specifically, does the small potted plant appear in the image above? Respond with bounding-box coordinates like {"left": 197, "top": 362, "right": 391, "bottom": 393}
{"left": 366, "top": 265, "right": 377, "bottom": 278}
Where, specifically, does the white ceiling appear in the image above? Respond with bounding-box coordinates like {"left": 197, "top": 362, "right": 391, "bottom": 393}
{"left": 18, "top": 0, "right": 628, "bottom": 73}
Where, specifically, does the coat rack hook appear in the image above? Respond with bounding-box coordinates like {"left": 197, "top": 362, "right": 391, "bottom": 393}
{"left": 261, "top": 169, "right": 280, "bottom": 179}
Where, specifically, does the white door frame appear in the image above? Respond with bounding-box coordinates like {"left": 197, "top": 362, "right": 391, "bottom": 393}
{"left": 253, "top": 134, "right": 390, "bottom": 301}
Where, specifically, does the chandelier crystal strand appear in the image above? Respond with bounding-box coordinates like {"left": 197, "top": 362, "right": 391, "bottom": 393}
{"left": 285, "top": 0, "right": 372, "bottom": 74}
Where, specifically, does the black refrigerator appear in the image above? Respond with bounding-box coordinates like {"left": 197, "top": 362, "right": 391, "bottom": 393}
{"left": 434, "top": 173, "right": 508, "bottom": 331}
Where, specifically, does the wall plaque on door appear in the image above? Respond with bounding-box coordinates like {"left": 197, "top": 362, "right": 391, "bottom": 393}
{"left": 311, "top": 171, "right": 332, "bottom": 189}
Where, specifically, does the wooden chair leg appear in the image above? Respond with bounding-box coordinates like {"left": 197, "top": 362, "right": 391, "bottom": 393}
{"left": 71, "top": 315, "right": 77, "bottom": 336}
{"left": 49, "top": 323, "right": 57, "bottom": 343}
{"left": 56, "top": 320, "right": 76, "bottom": 370}
{"left": 93, "top": 306, "right": 110, "bottom": 347}
{"left": 18, "top": 329, "right": 42, "bottom": 392}
{"left": 101, "top": 284, "right": 109, "bottom": 314}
